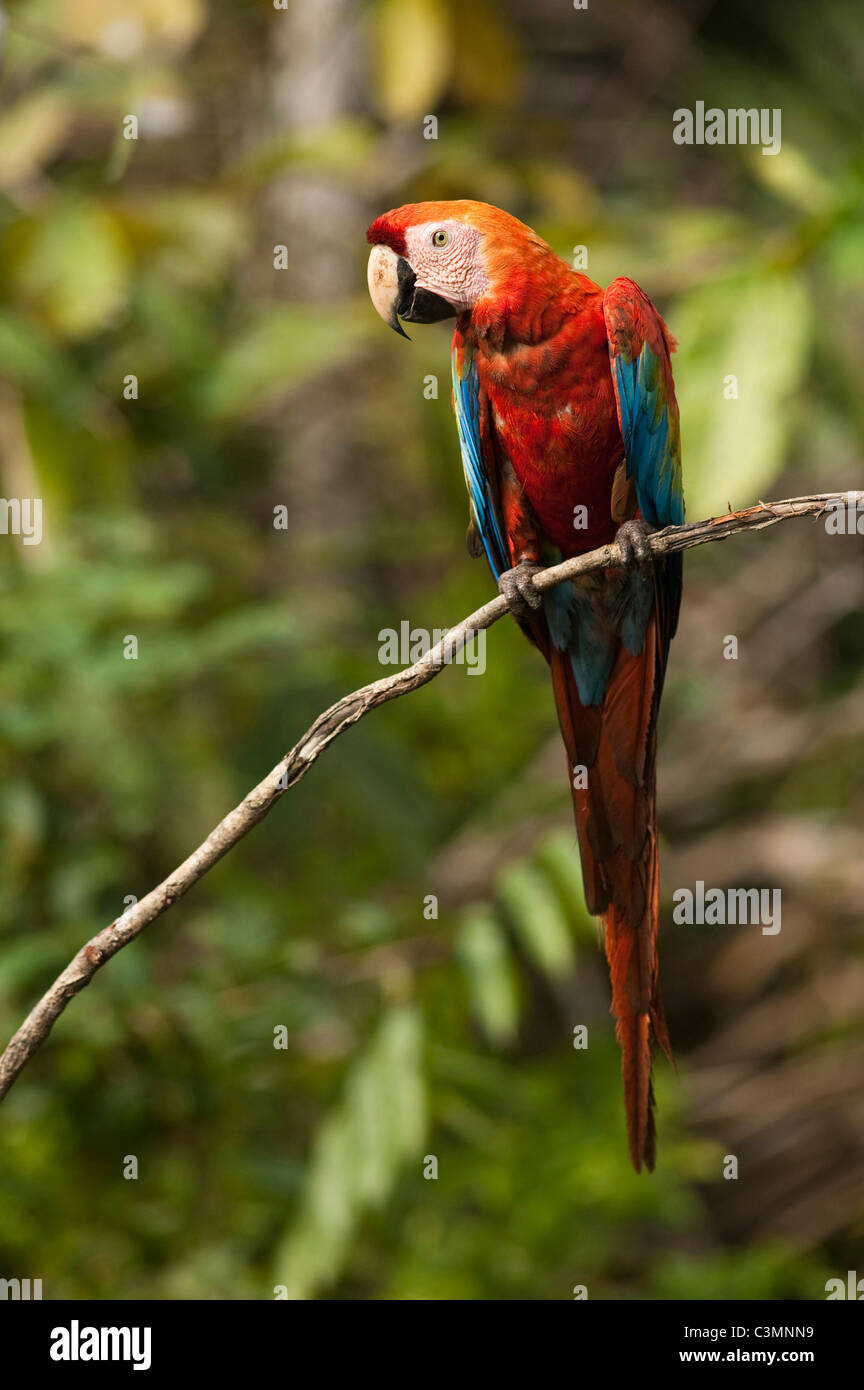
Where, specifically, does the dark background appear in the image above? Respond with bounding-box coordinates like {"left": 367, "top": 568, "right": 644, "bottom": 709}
{"left": 0, "top": 0, "right": 862, "bottom": 1299}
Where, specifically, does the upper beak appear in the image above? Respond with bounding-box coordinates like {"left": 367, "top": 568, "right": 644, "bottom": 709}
{"left": 367, "top": 244, "right": 458, "bottom": 338}
{"left": 367, "top": 244, "right": 414, "bottom": 338}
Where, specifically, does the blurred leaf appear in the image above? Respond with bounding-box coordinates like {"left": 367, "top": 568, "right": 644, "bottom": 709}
{"left": 37, "top": 0, "right": 206, "bottom": 55}
{"left": 274, "top": 1005, "right": 425, "bottom": 1299}
{"left": 0, "top": 91, "right": 72, "bottom": 190}
{"left": 748, "top": 142, "right": 835, "bottom": 214}
{"left": 192, "top": 305, "right": 371, "bottom": 420}
{"left": 0, "top": 780, "right": 45, "bottom": 896}
{"left": 674, "top": 269, "right": 812, "bottom": 517}
{"left": 119, "top": 193, "right": 246, "bottom": 289}
{"left": 0, "top": 312, "right": 102, "bottom": 422}
{"left": 378, "top": 1004, "right": 425, "bottom": 1157}
{"left": 457, "top": 906, "right": 519, "bottom": 1045}
{"left": 12, "top": 200, "right": 130, "bottom": 339}
{"left": 372, "top": 0, "right": 452, "bottom": 122}
{"left": 497, "top": 861, "right": 575, "bottom": 978}
{"left": 449, "top": 0, "right": 522, "bottom": 108}
{"left": 534, "top": 829, "right": 593, "bottom": 941}
{"left": 229, "top": 121, "right": 379, "bottom": 187}
{"left": 276, "top": 1114, "right": 354, "bottom": 1299}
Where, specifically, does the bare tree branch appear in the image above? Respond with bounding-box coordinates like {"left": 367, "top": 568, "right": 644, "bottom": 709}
{"left": 0, "top": 490, "right": 860, "bottom": 1103}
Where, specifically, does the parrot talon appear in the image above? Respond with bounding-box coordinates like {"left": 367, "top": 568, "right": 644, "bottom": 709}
{"left": 497, "top": 561, "right": 545, "bottom": 619}
{"left": 616, "top": 519, "right": 656, "bottom": 572}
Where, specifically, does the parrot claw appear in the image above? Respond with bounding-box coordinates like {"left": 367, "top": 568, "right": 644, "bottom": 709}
{"left": 497, "top": 561, "right": 545, "bottom": 619}
{"left": 615, "top": 519, "right": 656, "bottom": 572}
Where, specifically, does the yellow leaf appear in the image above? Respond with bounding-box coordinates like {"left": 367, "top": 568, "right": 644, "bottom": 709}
{"left": 15, "top": 201, "right": 129, "bottom": 339}
{"left": 372, "top": 0, "right": 452, "bottom": 123}
{"left": 450, "top": 0, "right": 521, "bottom": 109}
{"left": 31, "top": 0, "right": 206, "bottom": 56}
{"left": 0, "top": 93, "right": 71, "bottom": 190}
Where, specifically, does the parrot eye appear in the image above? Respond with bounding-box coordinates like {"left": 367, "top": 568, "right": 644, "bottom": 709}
{"left": 431, "top": 228, "right": 450, "bottom": 248}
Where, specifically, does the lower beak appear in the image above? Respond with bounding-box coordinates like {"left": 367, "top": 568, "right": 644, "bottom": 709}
{"left": 366, "top": 244, "right": 457, "bottom": 339}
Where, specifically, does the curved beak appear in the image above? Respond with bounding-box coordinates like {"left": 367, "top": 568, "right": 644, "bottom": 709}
{"left": 366, "top": 244, "right": 458, "bottom": 339}
{"left": 367, "top": 244, "right": 414, "bottom": 339}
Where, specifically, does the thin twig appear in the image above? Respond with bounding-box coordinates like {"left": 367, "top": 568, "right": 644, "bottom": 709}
{"left": 0, "top": 490, "right": 860, "bottom": 1103}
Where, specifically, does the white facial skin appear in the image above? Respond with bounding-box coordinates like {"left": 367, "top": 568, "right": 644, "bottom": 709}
{"left": 402, "top": 221, "right": 488, "bottom": 313}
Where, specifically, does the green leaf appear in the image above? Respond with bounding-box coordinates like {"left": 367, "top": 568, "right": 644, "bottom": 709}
{"left": 674, "top": 269, "right": 812, "bottom": 518}
{"left": 13, "top": 199, "right": 130, "bottom": 339}
{"left": 122, "top": 192, "right": 246, "bottom": 289}
{"left": 377, "top": 1004, "right": 426, "bottom": 1157}
{"left": 192, "top": 305, "right": 370, "bottom": 420}
{"left": 497, "top": 861, "right": 575, "bottom": 979}
{"left": 457, "top": 907, "right": 520, "bottom": 1045}
{"left": 274, "top": 1005, "right": 425, "bottom": 1299}
{"left": 276, "top": 1115, "right": 354, "bottom": 1300}
{"left": 534, "top": 829, "right": 593, "bottom": 941}
{"left": 0, "top": 312, "right": 100, "bottom": 421}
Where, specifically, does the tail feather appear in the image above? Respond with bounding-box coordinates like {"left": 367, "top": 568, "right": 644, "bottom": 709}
{"left": 548, "top": 608, "right": 671, "bottom": 1173}
{"left": 604, "top": 849, "right": 660, "bottom": 1171}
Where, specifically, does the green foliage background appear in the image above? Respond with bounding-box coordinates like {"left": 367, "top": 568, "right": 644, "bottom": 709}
{"left": 0, "top": 0, "right": 861, "bottom": 1299}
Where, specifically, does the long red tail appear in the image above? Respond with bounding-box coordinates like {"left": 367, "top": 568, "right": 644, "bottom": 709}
{"left": 548, "top": 611, "right": 673, "bottom": 1172}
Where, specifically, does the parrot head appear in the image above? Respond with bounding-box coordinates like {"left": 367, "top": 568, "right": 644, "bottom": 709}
{"left": 366, "top": 199, "right": 567, "bottom": 340}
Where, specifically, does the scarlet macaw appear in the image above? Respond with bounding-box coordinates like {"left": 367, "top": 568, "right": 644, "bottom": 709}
{"left": 366, "top": 201, "right": 683, "bottom": 1172}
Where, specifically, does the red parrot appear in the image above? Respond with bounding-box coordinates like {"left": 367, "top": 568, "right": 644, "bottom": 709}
{"left": 366, "top": 200, "right": 683, "bottom": 1172}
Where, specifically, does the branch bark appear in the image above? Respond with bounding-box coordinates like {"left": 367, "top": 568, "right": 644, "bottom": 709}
{"left": 0, "top": 490, "right": 859, "bottom": 1103}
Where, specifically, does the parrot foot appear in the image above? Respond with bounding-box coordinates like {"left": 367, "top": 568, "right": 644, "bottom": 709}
{"left": 615, "top": 519, "right": 656, "bottom": 572}
{"left": 497, "top": 561, "right": 545, "bottom": 619}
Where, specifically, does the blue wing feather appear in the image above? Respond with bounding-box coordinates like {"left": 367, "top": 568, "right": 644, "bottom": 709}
{"left": 451, "top": 341, "right": 509, "bottom": 579}
{"left": 606, "top": 288, "right": 684, "bottom": 532}
{"left": 555, "top": 283, "right": 684, "bottom": 706}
